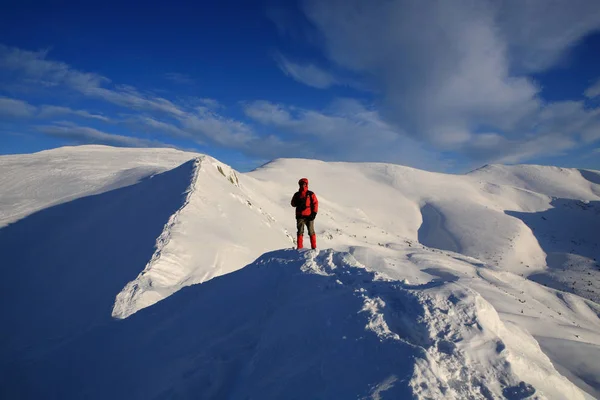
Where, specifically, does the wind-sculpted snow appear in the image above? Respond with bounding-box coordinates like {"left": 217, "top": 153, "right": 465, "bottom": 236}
{"left": 111, "top": 157, "right": 204, "bottom": 318}
{"left": 112, "top": 155, "right": 294, "bottom": 318}
{"left": 0, "top": 249, "right": 586, "bottom": 399}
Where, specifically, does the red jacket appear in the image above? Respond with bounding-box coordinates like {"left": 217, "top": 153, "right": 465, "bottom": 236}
{"left": 291, "top": 189, "right": 318, "bottom": 218}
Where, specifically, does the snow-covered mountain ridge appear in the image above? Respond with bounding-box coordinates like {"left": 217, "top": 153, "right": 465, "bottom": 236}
{"left": 1, "top": 145, "right": 599, "bottom": 399}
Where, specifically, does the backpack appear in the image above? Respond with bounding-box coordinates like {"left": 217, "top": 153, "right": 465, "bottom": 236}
{"left": 298, "top": 190, "right": 315, "bottom": 213}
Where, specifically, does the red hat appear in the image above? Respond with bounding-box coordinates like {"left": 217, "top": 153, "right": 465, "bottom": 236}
{"left": 298, "top": 178, "right": 308, "bottom": 185}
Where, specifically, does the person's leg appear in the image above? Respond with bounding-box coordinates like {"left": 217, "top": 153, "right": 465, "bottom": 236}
{"left": 296, "top": 218, "right": 305, "bottom": 249}
{"left": 308, "top": 220, "right": 317, "bottom": 249}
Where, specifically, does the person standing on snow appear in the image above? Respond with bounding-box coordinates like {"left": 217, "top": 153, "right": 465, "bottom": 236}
{"left": 291, "top": 178, "right": 319, "bottom": 249}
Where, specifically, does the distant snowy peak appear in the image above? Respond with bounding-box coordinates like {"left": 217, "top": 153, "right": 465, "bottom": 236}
{"left": 0, "top": 145, "right": 200, "bottom": 227}
{"left": 468, "top": 164, "right": 600, "bottom": 200}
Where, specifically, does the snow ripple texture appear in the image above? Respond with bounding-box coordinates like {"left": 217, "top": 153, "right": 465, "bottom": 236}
{"left": 295, "top": 250, "right": 583, "bottom": 400}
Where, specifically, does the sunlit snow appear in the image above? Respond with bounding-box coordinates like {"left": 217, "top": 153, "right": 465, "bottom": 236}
{"left": 1, "top": 145, "right": 599, "bottom": 399}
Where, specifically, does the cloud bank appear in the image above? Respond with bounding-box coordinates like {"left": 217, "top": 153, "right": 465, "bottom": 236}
{"left": 280, "top": 0, "right": 600, "bottom": 163}
{"left": 0, "top": 96, "right": 36, "bottom": 118}
{"left": 243, "top": 98, "right": 448, "bottom": 170}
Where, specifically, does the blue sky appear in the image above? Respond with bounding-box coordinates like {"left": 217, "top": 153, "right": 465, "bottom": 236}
{"left": 1, "top": 0, "right": 600, "bottom": 172}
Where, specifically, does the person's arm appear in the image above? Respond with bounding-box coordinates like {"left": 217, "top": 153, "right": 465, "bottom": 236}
{"left": 291, "top": 192, "right": 297, "bottom": 207}
{"left": 310, "top": 192, "right": 318, "bottom": 220}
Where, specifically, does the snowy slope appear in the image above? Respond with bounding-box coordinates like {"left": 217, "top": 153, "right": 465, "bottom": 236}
{"left": 468, "top": 164, "right": 600, "bottom": 200}
{"left": 117, "top": 158, "right": 591, "bottom": 318}
{"left": 112, "top": 156, "right": 293, "bottom": 318}
{"left": 0, "top": 145, "right": 199, "bottom": 227}
{"left": 0, "top": 157, "right": 199, "bottom": 379}
{"left": 2, "top": 249, "right": 593, "bottom": 399}
{"left": 1, "top": 146, "right": 599, "bottom": 399}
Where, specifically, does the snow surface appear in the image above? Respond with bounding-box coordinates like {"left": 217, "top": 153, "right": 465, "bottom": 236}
{"left": 0, "top": 145, "right": 199, "bottom": 227}
{"left": 1, "top": 145, "right": 599, "bottom": 399}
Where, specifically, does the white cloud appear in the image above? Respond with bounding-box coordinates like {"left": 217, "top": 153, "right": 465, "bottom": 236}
{"left": 0, "top": 96, "right": 36, "bottom": 118}
{"left": 128, "top": 116, "right": 195, "bottom": 141}
{"left": 0, "top": 45, "right": 187, "bottom": 117}
{"left": 243, "top": 99, "right": 449, "bottom": 169}
{"left": 180, "top": 110, "right": 256, "bottom": 147}
{"left": 82, "top": 85, "right": 187, "bottom": 117}
{"left": 4, "top": 16, "right": 598, "bottom": 172}
{"left": 280, "top": 0, "right": 600, "bottom": 163}
{"left": 581, "top": 147, "right": 600, "bottom": 161}
{"left": 0, "top": 96, "right": 112, "bottom": 122}
{"left": 499, "top": 0, "right": 600, "bottom": 73}
{"left": 585, "top": 78, "right": 600, "bottom": 99}
{"left": 0, "top": 45, "right": 107, "bottom": 90}
{"left": 533, "top": 101, "right": 600, "bottom": 143}
{"left": 537, "top": 101, "right": 598, "bottom": 133}
{"left": 121, "top": 107, "right": 255, "bottom": 149}
{"left": 38, "top": 105, "right": 110, "bottom": 121}
{"left": 469, "top": 133, "right": 503, "bottom": 150}
{"left": 36, "top": 122, "right": 172, "bottom": 148}
{"left": 493, "top": 134, "right": 577, "bottom": 164}
{"left": 243, "top": 100, "right": 293, "bottom": 125}
{"left": 197, "top": 98, "right": 221, "bottom": 109}
{"left": 0, "top": 45, "right": 259, "bottom": 151}
{"left": 243, "top": 97, "right": 595, "bottom": 167}
{"left": 276, "top": 54, "right": 338, "bottom": 89}
{"left": 469, "top": 131, "right": 577, "bottom": 164}
{"left": 164, "top": 72, "right": 195, "bottom": 85}
{"left": 457, "top": 100, "right": 600, "bottom": 162}
{"left": 582, "top": 123, "right": 600, "bottom": 143}
{"left": 302, "top": 1, "right": 540, "bottom": 137}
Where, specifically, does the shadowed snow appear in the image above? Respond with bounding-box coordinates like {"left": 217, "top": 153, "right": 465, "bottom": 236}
{"left": 0, "top": 160, "right": 195, "bottom": 379}
{"left": 1, "top": 249, "right": 585, "bottom": 399}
